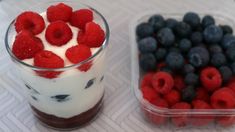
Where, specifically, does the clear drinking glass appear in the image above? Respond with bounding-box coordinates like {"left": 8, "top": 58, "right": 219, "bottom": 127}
{"left": 5, "top": 1, "right": 109, "bottom": 130}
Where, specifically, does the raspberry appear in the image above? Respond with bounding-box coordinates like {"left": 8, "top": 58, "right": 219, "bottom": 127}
{"left": 211, "top": 88, "right": 235, "bottom": 109}
{"left": 152, "top": 72, "right": 174, "bottom": 94}
{"left": 148, "top": 113, "right": 168, "bottom": 125}
{"left": 200, "top": 67, "right": 222, "bottom": 92}
{"left": 70, "top": 9, "right": 93, "bottom": 30}
{"left": 191, "top": 100, "right": 213, "bottom": 126}
{"left": 195, "top": 88, "right": 210, "bottom": 102}
{"left": 45, "top": 21, "right": 72, "bottom": 46}
{"left": 163, "top": 89, "right": 181, "bottom": 106}
{"left": 140, "top": 72, "right": 154, "bottom": 88}
{"left": 77, "top": 22, "right": 105, "bottom": 48}
{"left": 65, "top": 45, "right": 92, "bottom": 72}
{"left": 142, "top": 86, "right": 159, "bottom": 102}
{"left": 34, "top": 50, "right": 64, "bottom": 79}
{"left": 47, "top": 3, "right": 72, "bottom": 22}
{"left": 217, "top": 116, "right": 235, "bottom": 127}
{"left": 171, "top": 102, "right": 191, "bottom": 127}
{"left": 192, "top": 100, "right": 211, "bottom": 109}
{"left": 12, "top": 30, "right": 44, "bottom": 60}
{"left": 15, "top": 11, "right": 45, "bottom": 35}
{"left": 227, "top": 78, "right": 235, "bottom": 93}
{"left": 149, "top": 98, "right": 168, "bottom": 125}
{"left": 174, "top": 76, "right": 186, "bottom": 91}
{"left": 151, "top": 98, "right": 169, "bottom": 108}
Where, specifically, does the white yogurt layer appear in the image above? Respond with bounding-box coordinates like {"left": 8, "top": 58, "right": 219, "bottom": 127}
{"left": 15, "top": 12, "right": 105, "bottom": 118}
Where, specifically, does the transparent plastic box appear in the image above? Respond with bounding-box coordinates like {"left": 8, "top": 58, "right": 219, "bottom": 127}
{"left": 130, "top": 11, "right": 235, "bottom": 128}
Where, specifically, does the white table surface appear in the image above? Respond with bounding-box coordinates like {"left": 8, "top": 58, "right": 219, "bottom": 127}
{"left": 1, "top": 0, "right": 235, "bottom": 131}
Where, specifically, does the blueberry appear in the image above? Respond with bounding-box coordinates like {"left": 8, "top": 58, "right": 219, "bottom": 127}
{"left": 166, "top": 52, "right": 184, "bottom": 69}
{"left": 157, "top": 28, "right": 175, "bottom": 47}
{"left": 138, "top": 37, "right": 157, "bottom": 53}
{"left": 190, "top": 32, "right": 203, "bottom": 44}
{"left": 220, "top": 25, "right": 233, "bottom": 34}
{"left": 136, "top": 23, "right": 154, "bottom": 39}
{"left": 197, "top": 43, "right": 207, "bottom": 48}
{"left": 201, "top": 15, "right": 215, "bottom": 28}
{"left": 174, "top": 22, "right": 192, "bottom": 38}
{"left": 166, "top": 18, "right": 178, "bottom": 29}
{"left": 160, "top": 67, "right": 172, "bottom": 74}
{"left": 226, "top": 46, "right": 235, "bottom": 62}
{"left": 210, "top": 53, "right": 227, "bottom": 67}
{"left": 169, "top": 47, "right": 181, "bottom": 53}
{"left": 181, "top": 85, "right": 196, "bottom": 103}
{"left": 139, "top": 53, "right": 156, "bottom": 71}
{"left": 183, "top": 12, "right": 200, "bottom": 28}
{"left": 188, "top": 47, "right": 209, "bottom": 67}
{"left": 221, "top": 34, "right": 235, "bottom": 49}
{"left": 195, "top": 25, "right": 204, "bottom": 32}
{"left": 209, "top": 44, "right": 223, "bottom": 54}
{"left": 179, "top": 39, "right": 192, "bottom": 52}
{"left": 219, "top": 66, "right": 232, "bottom": 82}
{"left": 155, "top": 48, "right": 167, "bottom": 60}
{"left": 51, "top": 95, "right": 70, "bottom": 102}
{"left": 203, "top": 25, "right": 223, "bottom": 44}
{"left": 184, "top": 73, "right": 199, "bottom": 85}
{"left": 148, "top": 15, "right": 165, "bottom": 32}
{"left": 183, "top": 64, "right": 195, "bottom": 74}
{"left": 85, "top": 78, "right": 96, "bottom": 89}
{"left": 230, "top": 62, "right": 235, "bottom": 75}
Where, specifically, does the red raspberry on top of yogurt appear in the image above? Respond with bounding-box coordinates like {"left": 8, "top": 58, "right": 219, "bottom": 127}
{"left": 11, "top": 2, "right": 105, "bottom": 79}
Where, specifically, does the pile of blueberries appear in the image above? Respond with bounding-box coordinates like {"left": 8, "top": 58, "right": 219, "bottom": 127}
{"left": 137, "top": 12, "right": 235, "bottom": 86}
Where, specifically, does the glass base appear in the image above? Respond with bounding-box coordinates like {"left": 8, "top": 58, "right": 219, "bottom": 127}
{"left": 31, "top": 97, "right": 103, "bottom": 130}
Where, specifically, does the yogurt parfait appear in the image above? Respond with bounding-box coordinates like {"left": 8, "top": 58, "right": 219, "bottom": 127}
{"left": 5, "top": 2, "right": 109, "bottom": 130}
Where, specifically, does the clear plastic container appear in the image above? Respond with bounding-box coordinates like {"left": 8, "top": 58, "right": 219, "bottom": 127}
{"left": 130, "top": 11, "right": 235, "bottom": 128}
{"left": 5, "top": 1, "right": 109, "bottom": 130}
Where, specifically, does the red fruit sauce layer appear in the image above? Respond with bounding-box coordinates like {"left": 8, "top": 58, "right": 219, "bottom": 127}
{"left": 31, "top": 96, "right": 103, "bottom": 129}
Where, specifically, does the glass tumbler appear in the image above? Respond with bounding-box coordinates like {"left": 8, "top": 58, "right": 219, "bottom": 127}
{"left": 5, "top": 1, "right": 109, "bottom": 130}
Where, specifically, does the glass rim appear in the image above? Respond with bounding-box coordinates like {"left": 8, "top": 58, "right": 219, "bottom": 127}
{"left": 5, "top": 2, "right": 110, "bottom": 71}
